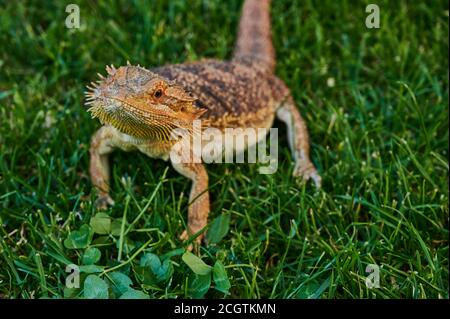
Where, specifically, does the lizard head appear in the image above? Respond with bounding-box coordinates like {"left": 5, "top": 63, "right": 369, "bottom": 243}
{"left": 85, "top": 64, "right": 207, "bottom": 139}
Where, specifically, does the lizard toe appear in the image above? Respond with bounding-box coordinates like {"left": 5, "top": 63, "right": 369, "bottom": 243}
{"left": 180, "top": 230, "right": 204, "bottom": 253}
{"left": 95, "top": 195, "right": 115, "bottom": 210}
{"left": 293, "top": 162, "right": 321, "bottom": 188}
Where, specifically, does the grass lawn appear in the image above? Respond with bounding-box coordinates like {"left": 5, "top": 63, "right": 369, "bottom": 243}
{"left": 0, "top": 0, "right": 448, "bottom": 299}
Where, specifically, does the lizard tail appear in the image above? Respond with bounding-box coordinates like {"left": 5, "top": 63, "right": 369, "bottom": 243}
{"left": 232, "top": 0, "right": 275, "bottom": 73}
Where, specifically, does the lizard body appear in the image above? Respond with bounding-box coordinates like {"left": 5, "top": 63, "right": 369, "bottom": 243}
{"left": 86, "top": 0, "right": 321, "bottom": 248}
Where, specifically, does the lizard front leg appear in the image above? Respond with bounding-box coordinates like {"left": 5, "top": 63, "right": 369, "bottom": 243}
{"left": 89, "top": 126, "right": 117, "bottom": 209}
{"left": 276, "top": 97, "right": 321, "bottom": 187}
{"left": 89, "top": 126, "right": 136, "bottom": 209}
{"left": 171, "top": 161, "right": 210, "bottom": 250}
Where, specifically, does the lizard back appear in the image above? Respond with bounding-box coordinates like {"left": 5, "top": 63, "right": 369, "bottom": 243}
{"left": 151, "top": 60, "right": 288, "bottom": 128}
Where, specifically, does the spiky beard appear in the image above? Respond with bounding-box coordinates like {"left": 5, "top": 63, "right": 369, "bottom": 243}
{"left": 87, "top": 102, "right": 189, "bottom": 140}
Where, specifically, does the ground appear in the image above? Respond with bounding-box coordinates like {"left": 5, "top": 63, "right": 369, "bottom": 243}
{"left": 0, "top": 0, "right": 448, "bottom": 299}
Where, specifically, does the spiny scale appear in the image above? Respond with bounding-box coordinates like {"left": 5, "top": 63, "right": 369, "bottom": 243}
{"left": 106, "top": 64, "right": 116, "bottom": 75}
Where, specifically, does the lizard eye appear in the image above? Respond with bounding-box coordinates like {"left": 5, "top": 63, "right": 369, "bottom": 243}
{"left": 153, "top": 89, "right": 163, "bottom": 99}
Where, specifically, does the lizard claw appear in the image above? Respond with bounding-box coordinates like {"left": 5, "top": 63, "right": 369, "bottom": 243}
{"left": 95, "top": 194, "right": 115, "bottom": 210}
{"left": 180, "top": 230, "right": 204, "bottom": 253}
{"left": 293, "top": 162, "right": 322, "bottom": 188}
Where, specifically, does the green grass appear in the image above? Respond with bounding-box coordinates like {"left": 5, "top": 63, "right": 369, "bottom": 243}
{"left": 0, "top": 0, "right": 448, "bottom": 299}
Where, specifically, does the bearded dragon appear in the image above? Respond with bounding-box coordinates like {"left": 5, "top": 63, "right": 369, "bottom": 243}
{"left": 86, "top": 0, "right": 321, "bottom": 248}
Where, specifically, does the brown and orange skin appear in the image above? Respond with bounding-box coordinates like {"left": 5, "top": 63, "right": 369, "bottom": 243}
{"left": 86, "top": 0, "right": 321, "bottom": 250}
